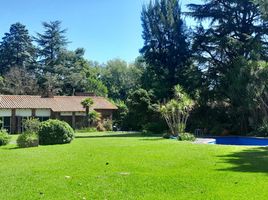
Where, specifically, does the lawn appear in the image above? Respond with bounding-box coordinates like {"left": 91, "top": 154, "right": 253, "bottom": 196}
{"left": 1, "top": 132, "right": 268, "bottom": 200}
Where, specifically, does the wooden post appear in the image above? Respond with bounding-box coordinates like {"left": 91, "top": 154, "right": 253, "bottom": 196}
{"left": 11, "top": 109, "right": 16, "bottom": 134}
{"left": 32, "top": 109, "right": 36, "bottom": 117}
{"left": 72, "top": 112, "right": 76, "bottom": 129}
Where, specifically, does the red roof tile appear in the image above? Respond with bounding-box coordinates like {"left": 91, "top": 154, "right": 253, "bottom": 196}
{"left": 0, "top": 95, "right": 117, "bottom": 112}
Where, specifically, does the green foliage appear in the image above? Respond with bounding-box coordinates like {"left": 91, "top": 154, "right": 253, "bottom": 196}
{"left": 86, "top": 77, "right": 108, "bottom": 97}
{"left": 35, "top": 21, "right": 68, "bottom": 68}
{"left": 22, "top": 118, "right": 41, "bottom": 133}
{"left": 113, "top": 100, "right": 129, "bottom": 130}
{"left": 142, "top": 122, "right": 167, "bottom": 135}
{"left": 254, "top": 0, "right": 268, "bottom": 18}
{"left": 141, "top": 0, "right": 198, "bottom": 99}
{"left": 89, "top": 111, "right": 101, "bottom": 125}
{"left": 0, "top": 130, "right": 10, "bottom": 146}
{"left": 126, "top": 89, "right": 155, "bottom": 130}
{"left": 178, "top": 132, "right": 196, "bottom": 141}
{"left": 38, "top": 119, "right": 74, "bottom": 145}
{"left": 0, "top": 23, "right": 36, "bottom": 74}
{"left": 160, "top": 85, "right": 194, "bottom": 136}
{"left": 101, "top": 59, "right": 142, "bottom": 100}
{"left": 76, "top": 127, "right": 97, "bottom": 133}
{"left": 81, "top": 97, "right": 94, "bottom": 108}
{"left": 17, "top": 132, "right": 39, "bottom": 148}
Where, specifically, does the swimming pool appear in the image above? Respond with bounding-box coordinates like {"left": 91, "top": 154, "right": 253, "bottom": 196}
{"left": 209, "top": 136, "right": 268, "bottom": 146}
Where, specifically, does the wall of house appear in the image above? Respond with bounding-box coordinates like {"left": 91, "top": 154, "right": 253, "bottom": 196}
{"left": 0, "top": 108, "right": 115, "bottom": 133}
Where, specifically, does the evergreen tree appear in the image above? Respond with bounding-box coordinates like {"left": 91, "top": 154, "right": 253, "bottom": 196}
{"left": 35, "top": 20, "right": 68, "bottom": 73}
{"left": 35, "top": 21, "right": 68, "bottom": 95}
{"left": 0, "top": 23, "right": 36, "bottom": 74}
{"left": 188, "top": 0, "right": 268, "bottom": 133}
{"left": 254, "top": 0, "right": 268, "bottom": 18}
{"left": 140, "top": 0, "right": 197, "bottom": 100}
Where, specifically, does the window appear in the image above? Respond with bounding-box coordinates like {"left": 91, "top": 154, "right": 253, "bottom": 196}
{"left": 37, "top": 117, "right": 49, "bottom": 122}
{"left": 0, "top": 117, "right": 11, "bottom": 132}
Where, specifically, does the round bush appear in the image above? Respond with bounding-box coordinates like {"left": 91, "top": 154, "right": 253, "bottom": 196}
{"left": 38, "top": 120, "right": 75, "bottom": 145}
{"left": 17, "top": 132, "right": 39, "bottom": 148}
{"left": 0, "top": 130, "right": 11, "bottom": 146}
{"left": 179, "top": 132, "right": 196, "bottom": 141}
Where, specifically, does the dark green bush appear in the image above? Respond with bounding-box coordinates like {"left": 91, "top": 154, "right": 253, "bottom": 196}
{"left": 250, "top": 121, "right": 268, "bottom": 137}
{"left": 38, "top": 120, "right": 75, "bottom": 145}
{"left": 0, "top": 130, "right": 11, "bottom": 146}
{"left": 179, "top": 132, "right": 196, "bottom": 141}
{"left": 17, "top": 132, "right": 39, "bottom": 148}
{"left": 142, "top": 122, "right": 167, "bottom": 135}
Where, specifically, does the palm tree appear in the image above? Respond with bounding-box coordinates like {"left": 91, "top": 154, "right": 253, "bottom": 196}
{"left": 81, "top": 97, "right": 94, "bottom": 127}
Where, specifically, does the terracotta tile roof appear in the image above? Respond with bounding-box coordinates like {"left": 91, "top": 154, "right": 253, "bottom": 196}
{"left": 0, "top": 95, "right": 117, "bottom": 112}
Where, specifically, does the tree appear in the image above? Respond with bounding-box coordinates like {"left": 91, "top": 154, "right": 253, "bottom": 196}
{"left": 81, "top": 98, "right": 94, "bottom": 127}
{"left": 125, "top": 89, "right": 155, "bottom": 130}
{"left": 35, "top": 20, "right": 68, "bottom": 72}
{"left": 35, "top": 21, "right": 69, "bottom": 95}
{"left": 0, "top": 23, "right": 36, "bottom": 74}
{"left": 159, "top": 85, "right": 194, "bottom": 137}
{"left": 101, "top": 59, "right": 142, "bottom": 100}
{"left": 254, "top": 0, "right": 268, "bottom": 18}
{"left": 89, "top": 111, "right": 101, "bottom": 126}
{"left": 2, "top": 67, "right": 39, "bottom": 95}
{"left": 247, "top": 61, "right": 268, "bottom": 126}
{"left": 141, "top": 0, "right": 197, "bottom": 99}
{"left": 86, "top": 77, "right": 108, "bottom": 97}
{"left": 187, "top": 0, "right": 268, "bottom": 133}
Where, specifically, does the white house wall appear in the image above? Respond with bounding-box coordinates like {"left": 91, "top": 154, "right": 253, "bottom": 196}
{"left": 75, "top": 112, "right": 86, "bottom": 116}
{"left": 60, "top": 112, "right": 73, "bottom": 116}
{"left": 16, "top": 109, "right": 32, "bottom": 117}
{"left": 36, "top": 109, "right": 51, "bottom": 117}
{"left": 0, "top": 109, "right": 12, "bottom": 117}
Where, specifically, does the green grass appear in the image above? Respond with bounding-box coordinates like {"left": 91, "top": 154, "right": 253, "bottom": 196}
{"left": 1, "top": 132, "right": 268, "bottom": 200}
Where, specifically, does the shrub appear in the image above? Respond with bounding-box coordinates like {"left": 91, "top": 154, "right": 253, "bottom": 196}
{"left": 23, "top": 118, "right": 41, "bottom": 133}
{"left": 96, "top": 122, "right": 106, "bottom": 132}
{"left": 250, "top": 121, "right": 268, "bottom": 137}
{"left": 103, "top": 119, "right": 113, "bottom": 131}
{"left": 142, "top": 122, "right": 167, "bottom": 135}
{"left": 17, "top": 132, "right": 39, "bottom": 148}
{"left": 0, "top": 130, "right": 11, "bottom": 146}
{"left": 179, "top": 132, "right": 196, "bottom": 141}
{"left": 38, "top": 120, "right": 75, "bottom": 145}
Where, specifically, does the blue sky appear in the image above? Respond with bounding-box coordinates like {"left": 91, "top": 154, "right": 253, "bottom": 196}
{"left": 0, "top": 0, "right": 201, "bottom": 63}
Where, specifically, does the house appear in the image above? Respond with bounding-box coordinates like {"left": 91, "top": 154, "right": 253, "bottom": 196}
{"left": 0, "top": 95, "right": 117, "bottom": 133}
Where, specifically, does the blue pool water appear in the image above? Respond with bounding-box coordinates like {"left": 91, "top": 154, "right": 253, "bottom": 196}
{"left": 210, "top": 136, "right": 268, "bottom": 146}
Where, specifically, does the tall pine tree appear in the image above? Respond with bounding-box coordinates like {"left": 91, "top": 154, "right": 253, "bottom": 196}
{"left": 140, "top": 0, "right": 199, "bottom": 100}
{"left": 35, "top": 21, "right": 68, "bottom": 95}
{"left": 0, "top": 23, "right": 36, "bottom": 74}
{"left": 35, "top": 20, "right": 68, "bottom": 73}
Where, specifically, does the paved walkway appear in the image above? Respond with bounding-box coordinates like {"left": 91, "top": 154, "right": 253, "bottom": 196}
{"left": 194, "top": 138, "right": 216, "bottom": 144}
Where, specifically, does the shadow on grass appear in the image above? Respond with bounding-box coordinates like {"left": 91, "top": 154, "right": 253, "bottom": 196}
{"left": 218, "top": 147, "right": 268, "bottom": 174}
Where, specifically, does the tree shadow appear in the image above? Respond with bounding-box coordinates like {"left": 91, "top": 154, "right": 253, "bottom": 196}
{"left": 218, "top": 147, "right": 268, "bottom": 174}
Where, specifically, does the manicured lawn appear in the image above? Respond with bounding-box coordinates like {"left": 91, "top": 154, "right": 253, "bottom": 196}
{"left": 1, "top": 132, "right": 268, "bottom": 200}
